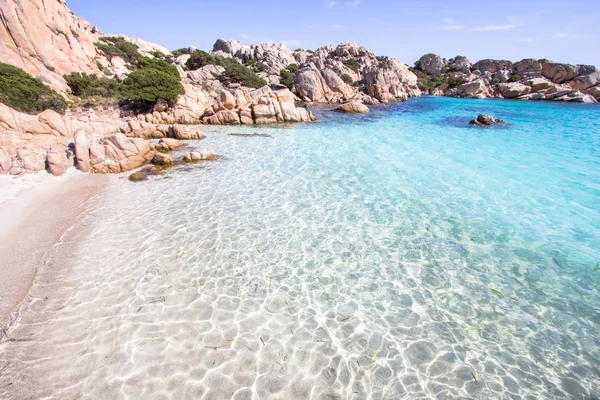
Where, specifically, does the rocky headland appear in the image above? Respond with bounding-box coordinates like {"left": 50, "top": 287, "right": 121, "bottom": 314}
{"left": 412, "top": 53, "right": 599, "bottom": 103}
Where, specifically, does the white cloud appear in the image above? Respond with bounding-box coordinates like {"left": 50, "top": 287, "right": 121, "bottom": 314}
{"left": 471, "top": 24, "right": 517, "bottom": 32}
{"left": 325, "top": 1, "right": 337, "bottom": 7}
{"left": 345, "top": 1, "right": 361, "bottom": 6}
{"left": 553, "top": 32, "right": 570, "bottom": 38}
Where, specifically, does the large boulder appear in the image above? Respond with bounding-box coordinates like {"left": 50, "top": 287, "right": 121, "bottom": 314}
{"left": 215, "top": 90, "right": 237, "bottom": 111}
{"left": 513, "top": 59, "right": 543, "bottom": 74}
{"left": 75, "top": 132, "right": 155, "bottom": 174}
{"left": 167, "top": 125, "right": 206, "bottom": 140}
{"left": 363, "top": 58, "right": 420, "bottom": 102}
{"left": 569, "top": 71, "right": 600, "bottom": 91}
{"left": 474, "top": 59, "right": 513, "bottom": 74}
{"left": 45, "top": 143, "right": 72, "bottom": 176}
{"left": 541, "top": 62, "right": 578, "bottom": 84}
{"left": 527, "top": 78, "right": 554, "bottom": 92}
{"left": 333, "top": 101, "right": 370, "bottom": 114}
{"left": 458, "top": 79, "right": 488, "bottom": 97}
{"left": 452, "top": 56, "right": 472, "bottom": 73}
{"left": 204, "top": 110, "right": 241, "bottom": 125}
{"left": 415, "top": 54, "right": 447, "bottom": 76}
{"left": 498, "top": 82, "right": 532, "bottom": 99}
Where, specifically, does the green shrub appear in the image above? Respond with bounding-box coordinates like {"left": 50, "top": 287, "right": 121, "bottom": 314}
{"left": 186, "top": 50, "right": 228, "bottom": 70}
{"left": 120, "top": 68, "right": 184, "bottom": 103}
{"left": 64, "top": 72, "right": 121, "bottom": 98}
{"left": 185, "top": 50, "right": 266, "bottom": 88}
{"left": 509, "top": 74, "right": 521, "bottom": 82}
{"left": 171, "top": 48, "right": 189, "bottom": 57}
{"left": 343, "top": 59, "right": 361, "bottom": 73}
{"left": 447, "top": 75, "right": 464, "bottom": 89}
{"left": 0, "top": 62, "right": 66, "bottom": 114}
{"left": 248, "top": 57, "right": 268, "bottom": 73}
{"left": 490, "top": 78, "right": 501, "bottom": 85}
{"left": 353, "top": 80, "right": 362, "bottom": 87}
{"left": 218, "top": 62, "right": 267, "bottom": 88}
{"left": 120, "top": 57, "right": 184, "bottom": 103}
{"left": 378, "top": 61, "right": 388, "bottom": 69}
{"left": 409, "top": 67, "right": 448, "bottom": 92}
{"left": 341, "top": 73, "right": 354, "bottom": 84}
{"left": 137, "top": 57, "right": 180, "bottom": 77}
{"left": 280, "top": 64, "right": 299, "bottom": 88}
{"left": 96, "top": 37, "right": 140, "bottom": 66}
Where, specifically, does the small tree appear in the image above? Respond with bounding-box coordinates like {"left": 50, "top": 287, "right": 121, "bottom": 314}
{"left": 121, "top": 68, "right": 184, "bottom": 103}
{"left": 120, "top": 56, "right": 184, "bottom": 104}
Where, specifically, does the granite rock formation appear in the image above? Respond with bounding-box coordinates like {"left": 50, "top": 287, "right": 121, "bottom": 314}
{"left": 415, "top": 54, "right": 598, "bottom": 103}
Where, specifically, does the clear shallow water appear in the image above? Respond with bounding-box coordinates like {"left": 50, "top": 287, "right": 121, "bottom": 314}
{"left": 1, "top": 96, "right": 600, "bottom": 399}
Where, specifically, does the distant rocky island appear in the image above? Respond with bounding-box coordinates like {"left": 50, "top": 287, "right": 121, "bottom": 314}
{"left": 0, "top": 0, "right": 598, "bottom": 178}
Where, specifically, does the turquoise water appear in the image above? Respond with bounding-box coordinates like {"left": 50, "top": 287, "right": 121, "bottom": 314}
{"left": 2, "top": 96, "right": 600, "bottom": 399}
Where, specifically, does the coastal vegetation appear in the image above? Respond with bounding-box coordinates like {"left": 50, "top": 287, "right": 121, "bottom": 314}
{"left": 280, "top": 64, "right": 299, "bottom": 88}
{"left": 409, "top": 67, "right": 464, "bottom": 92}
{"left": 66, "top": 56, "right": 184, "bottom": 105}
{"left": 120, "top": 57, "right": 184, "bottom": 103}
{"left": 186, "top": 49, "right": 267, "bottom": 88}
{"left": 64, "top": 72, "right": 122, "bottom": 98}
{"left": 0, "top": 61, "right": 66, "bottom": 114}
{"left": 95, "top": 36, "right": 141, "bottom": 67}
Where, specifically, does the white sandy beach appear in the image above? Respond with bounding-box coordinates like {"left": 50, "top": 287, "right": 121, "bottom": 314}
{"left": 0, "top": 172, "right": 110, "bottom": 327}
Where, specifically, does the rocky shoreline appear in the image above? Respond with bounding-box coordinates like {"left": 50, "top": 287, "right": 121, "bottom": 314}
{"left": 1, "top": 0, "right": 598, "bottom": 179}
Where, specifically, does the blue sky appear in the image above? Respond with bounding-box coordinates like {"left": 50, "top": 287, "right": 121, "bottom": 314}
{"left": 68, "top": 0, "right": 600, "bottom": 67}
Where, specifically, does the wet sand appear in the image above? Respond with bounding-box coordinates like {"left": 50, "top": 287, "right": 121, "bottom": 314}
{"left": 0, "top": 172, "right": 110, "bottom": 327}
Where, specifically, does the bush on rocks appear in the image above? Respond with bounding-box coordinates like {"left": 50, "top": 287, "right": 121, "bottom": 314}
{"left": 185, "top": 50, "right": 267, "bottom": 89}
{"left": 120, "top": 57, "right": 184, "bottom": 104}
{"left": 280, "top": 64, "right": 299, "bottom": 88}
{"left": 64, "top": 73, "right": 121, "bottom": 98}
{"left": 95, "top": 36, "right": 141, "bottom": 67}
{"left": 0, "top": 62, "right": 67, "bottom": 114}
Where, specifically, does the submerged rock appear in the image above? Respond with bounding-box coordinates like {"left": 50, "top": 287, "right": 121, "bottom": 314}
{"left": 155, "top": 138, "right": 185, "bottom": 153}
{"left": 129, "top": 171, "right": 148, "bottom": 182}
{"left": 333, "top": 101, "right": 370, "bottom": 114}
{"left": 152, "top": 153, "right": 175, "bottom": 166}
{"left": 183, "top": 152, "right": 221, "bottom": 162}
{"left": 469, "top": 114, "right": 504, "bottom": 126}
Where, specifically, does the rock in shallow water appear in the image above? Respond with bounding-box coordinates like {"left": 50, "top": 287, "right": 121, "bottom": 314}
{"left": 128, "top": 171, "right": 148, "bottom": 182}
{"left": 469, "top": 114, "right": 504, "bottom": 126}
{"left": 155, "top": 138, "right": 185, "bottom": 153}
{"left": 152, "top": 153, "right": 175, "bottom": 166}
{"left": 333, "top": 101, "right": 370, "bottom": 114}
{"left": 183, "top": 152, "right": 221, "bottom": 162}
